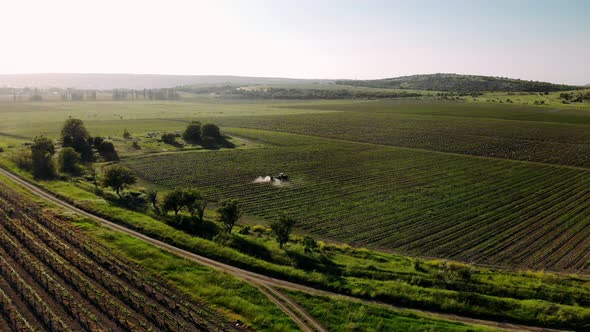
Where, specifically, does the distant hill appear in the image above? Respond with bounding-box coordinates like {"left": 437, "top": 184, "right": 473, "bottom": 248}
{"left": 0, "top": 73, "right": 325, "bottom": 90}
{"left": 336, "top": 74, "right": 580, "bottom": 92}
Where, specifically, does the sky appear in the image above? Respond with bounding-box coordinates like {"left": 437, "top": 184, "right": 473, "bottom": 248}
{"left": 1, "top": 0, "right": 589, "bottom": 84}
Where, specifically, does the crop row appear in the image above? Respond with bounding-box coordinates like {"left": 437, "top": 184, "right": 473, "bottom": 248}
{"left": 0, "top": 183, "right": 234, "bottom": 331}
{"left": 0, "top": 190, "right": 225, "bottom": 330}
{"left": 126, "top": 132, "right": 590, "bottom": 273}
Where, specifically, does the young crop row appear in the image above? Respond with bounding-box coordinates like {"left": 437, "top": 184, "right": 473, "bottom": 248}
{"left": 211, "top": 105, "right": 590, "bottom": 167}
{"left": 126, "top": 133, "right": 590, "bottom": 273}
{"left": 0, "top": 183, "right": 235, "bottom": 331}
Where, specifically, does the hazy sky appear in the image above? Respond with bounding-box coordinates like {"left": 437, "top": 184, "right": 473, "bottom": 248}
{"left": 1, "top": 0, "right": 589, "bottom": 84}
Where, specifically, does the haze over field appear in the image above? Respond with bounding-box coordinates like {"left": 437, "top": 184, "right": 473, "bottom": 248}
{"left": 1, "top": 0, "right": 589, "bottom": 85}
{"left": 1, "top": 1, "right": 590, "bottom": 331}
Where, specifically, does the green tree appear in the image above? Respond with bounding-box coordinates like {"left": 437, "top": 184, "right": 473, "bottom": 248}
{"left": 97, "top": 141, "right": 119, "bottom": 161}
{"left": 31, "top": 136, "right": 56, "bottom": 179}
{"left": 61, "top": 118, "right": 92, "bottom": 161}
{"left": 182, "top": 189, "right": 208, "bottom": 222}
{"left": 217, "top": 199, "right": 242, "bottom": 233}
{"left": 182, "top": 121, "right": 202, "bottom": 143}
{"left": 162, "top": 189, "right": 186, "bottom": 215}
{"left": 270, "top": 215, "right": 297, "bottom": 249}
{"left": 146, "top": 189, "right": 159, "bottom": 213}
{"left": 101, "top": 165, "right": 136, "bottom": 198}
{"left": 201, "top": 123, "right": 221, "bottom": 139}
{"left": 58, "top": 147, "right": 81, "bottom": 174}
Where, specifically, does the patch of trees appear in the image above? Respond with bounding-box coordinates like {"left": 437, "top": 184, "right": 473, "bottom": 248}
{"left": 226, "top": 87, "right": 422, "bottom": 99}
{"left": 112, "top": 88, "right": 179, "bottom": 101}
{"left": 180, "top": 122, "right": 231, "bottom": 148}
{"left": 560, "top": 91, "right": 590, "bottom": 103}
{"left": 336, "top": 74, "right": 582, "bottom": 93}
{"left": 61, "top": 119, "right": 119, "bottom": 162}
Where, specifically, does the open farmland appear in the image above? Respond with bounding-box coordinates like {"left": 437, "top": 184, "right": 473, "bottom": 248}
{"left": 210, "top": 100, "right": 590, "bottom": 167}
{"left": 125, "top": 128, "right": 590, "bottom": 273}
{"left": 0, "top": 180, "right": 234, "bottom": 331}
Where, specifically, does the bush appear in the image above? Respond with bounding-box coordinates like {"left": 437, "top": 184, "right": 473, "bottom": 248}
{"left": 161, "top": 133, "right": 177, "bottom": 145}
{"left": 238, "top": 225, "right": 251, "bottom": 235}
{"left": 12, "top": 150, "right": 32, "bottom": 170}
{"left": 97, "top": 141, "right": 119, "bottom": 161}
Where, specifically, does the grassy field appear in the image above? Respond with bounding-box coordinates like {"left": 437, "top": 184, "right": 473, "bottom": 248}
{"left": 284, "top": 290, "right": 497, "bottom": 332}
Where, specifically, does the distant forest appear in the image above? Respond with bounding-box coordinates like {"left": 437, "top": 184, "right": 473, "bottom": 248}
{"left": 177, "top": 86, "right": 423, "bottom": 99}
{"left": 336, "top": 74, "right": 582, "bottom": 92}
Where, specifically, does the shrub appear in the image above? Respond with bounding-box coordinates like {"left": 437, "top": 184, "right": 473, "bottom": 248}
{"left": 12, "top": 150, "right": 32, "bottom": 170}
{"left": 123, "top": 129, "right": 132, "bottom": 139}
{"left": 161, "top": 133, "right": 177, "bottom": 145}
{"left": 238, "top": 225, "right": 251, "bottom": 235}
{"left": 97, "top": 141, "right": 119, "bottom": 161}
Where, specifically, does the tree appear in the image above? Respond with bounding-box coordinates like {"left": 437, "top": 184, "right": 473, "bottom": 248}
{"left": 270, "top": 215, "right": 297, "bottom": 249}
{"left": 97, "top": 141, "right": 119, "bottom": 161}
{"left": 182, "top": 121, "right": 202, "bottom": 143}
{"left": 146, "top": 189, "right": 159, "bottom": 213}
{"left": 182, "top": 189, "right": 207, "bottom": 221}
{"left": 162, "top": 189, "right": 186, "bottom": 215}
{"left": 31, "top": 136, "right": 56, "bottom": 179}
{"left": 58, "top": 147, "right": 81, "bottom": 174}
{"left": 61, "top": 118, "right": 92, "bottom": 161}
{"left": 101, "top": 165, "right": 136, "bottom": 198}
{"left": 217, "top": 199, "right": 242, "bottom": 233}
{"left": 201, "top": 123, "right": 221, "bottom": 139}
{"left": 302, "top": 236, "right": 318, "bottom": 254}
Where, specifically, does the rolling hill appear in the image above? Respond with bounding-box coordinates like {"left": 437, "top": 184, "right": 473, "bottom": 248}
{"left": 336, "top": 73, "right": 581, "bottom": 92}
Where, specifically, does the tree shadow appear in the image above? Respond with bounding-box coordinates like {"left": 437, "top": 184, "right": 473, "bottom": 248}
{"left": 200, "top": 135, "right": 236, "bottom": 150}
{"left": 286, "top": 250, "right": 343, "bottom": 276}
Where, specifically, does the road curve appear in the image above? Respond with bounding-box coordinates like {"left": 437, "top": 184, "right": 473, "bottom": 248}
{"left": 0, "top": 167, "right": 569, "bottom": 332}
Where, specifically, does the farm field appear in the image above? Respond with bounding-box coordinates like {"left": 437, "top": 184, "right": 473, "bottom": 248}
{"left": 0, "top": 178, "right": 235, "bottom": 331}
{"left": 125, "top": 127, "right": 590, "bottom": 273}
{"left": 209, "top": 100, "right": 590, "bottom": 167}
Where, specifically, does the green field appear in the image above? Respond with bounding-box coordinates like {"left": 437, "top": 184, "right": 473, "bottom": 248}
{"left": 125, "top": 127, "right": 590, "bottom": 273}
{"left": 2, "top": 98, "right": 590, "bottom": 274}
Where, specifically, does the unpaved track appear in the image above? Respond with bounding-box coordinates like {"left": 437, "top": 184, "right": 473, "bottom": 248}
{"left": 0, "top": 167, "right": 570, "bottom": 332}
